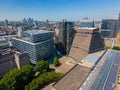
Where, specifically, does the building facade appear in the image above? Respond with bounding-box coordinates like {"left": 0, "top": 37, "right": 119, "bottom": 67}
{"left": 79, "top": 17, "right": 95, "bottom": 28}
{"left": 12, "top": 30, "right": 54, "bottom": 63}
{"left": 58, "top": 20, "right": 75, "bottom": 55}
{"left": 68, "top": 28, "right": 105, "bottom": 61}
{"left": 101, "top": 13, "right": 120, "bottom": 38}
{"left": 0, "top": 50, "right": 30, "bottom": 78}
{"left": 101, "top": 19, "right": 120, "bottom": 38}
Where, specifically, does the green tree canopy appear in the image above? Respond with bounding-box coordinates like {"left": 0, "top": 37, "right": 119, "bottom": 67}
{"left": 112, "top": 46, "right": 120, "bottom": 50}
{"left": 24, "top": 72, "right": 64, "bottom": 90}
{"left": 35, "top": 60, "right": 49, "bottom": 73}
{"left": 53, "top": 57, "right": 59, "bottom": 67}
{"left": 0, "top": 65, "right": 35, "bottom": 90}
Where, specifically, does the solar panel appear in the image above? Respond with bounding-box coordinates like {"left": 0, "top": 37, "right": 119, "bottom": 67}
{"left": 104, "top": 53, "right": 120, "bottom": 90}
{"left": 104, "top": 83, "right": 114, "bottom": 90}
{"left": 90, "top": 51, "right": 116, "bottom": 90}
{"left": 90, "top": 51, "right": 120, "bottom": 90}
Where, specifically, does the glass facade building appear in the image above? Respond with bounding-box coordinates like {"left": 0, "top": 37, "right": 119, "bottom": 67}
{"left": 101, "top": 19, "right": 120, "bottom": 38}
{"left": 12, "top": 30, "right": 54, "bottom": 64}
{"left": 58, "top": 21, "right": 75, "bottom": 55}
{"left": 80, "top": 22, "right": 94, "bottom": 28}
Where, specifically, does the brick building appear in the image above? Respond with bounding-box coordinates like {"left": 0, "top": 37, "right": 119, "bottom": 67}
{"left": 68, "top": 28, "right": 105, "bottom": 61}
{"left": 0, "top": 50, "right": 30, "bottom": 78}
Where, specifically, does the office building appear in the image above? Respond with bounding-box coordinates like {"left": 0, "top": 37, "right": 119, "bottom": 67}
{"left": 58, "top": 20, "right": 75, "bottom": 55}
{"left": 80, "top": 17, "right": 94, "bottom": 28}
{"left": 101, "top": 12, "right": 120, "bottom": 38}
{"left": 12, "top": 30, "right": 54, "bottom": 64}
{"left": 68, "top": 28, "right": 105, "bottom": 61}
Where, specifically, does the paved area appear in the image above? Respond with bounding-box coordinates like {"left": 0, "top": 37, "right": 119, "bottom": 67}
{"left": 51, "top": 56, "right": 77, "bottom": 74}
{"left": 104, "top": 38, "right": 112, "bottom": 48}
{"left": 42, "top": 83, "right": 54, "bottom": 90}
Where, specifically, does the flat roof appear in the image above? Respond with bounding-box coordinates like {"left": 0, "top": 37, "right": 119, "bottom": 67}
{"left": 79, "top": 54, "right": 100, "bottom": 68}
{"left": 24, "top": 30, "right": 53, "bottom": 35}
{"left": 53, "top": 64, "right": 91, "bottom": 90}
{"left": 12, "top": 37, "right": 53, "bottom": 45}
{"left": 83, "top": 54, "right": 100, "bottom": 63}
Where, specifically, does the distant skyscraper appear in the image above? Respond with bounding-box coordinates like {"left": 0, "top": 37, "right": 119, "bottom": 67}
{"left": 46, "top": 19, "right": 50, "bottom": 28}
{"left": 4, "top": 19, "right": 8, "bottom": 28}
{"left": 27, "top": 17, "right": 34, "bottom": 23}
{"left": 22, "top": 18, "right": 27, "bottom": 23}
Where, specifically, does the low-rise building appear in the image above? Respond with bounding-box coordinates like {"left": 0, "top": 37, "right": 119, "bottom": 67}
{"left": 0, "top": 49, "right": 30, "bottom": 78}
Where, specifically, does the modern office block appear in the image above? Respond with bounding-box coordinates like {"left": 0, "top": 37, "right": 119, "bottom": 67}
{"left": 101, "top": 19, "right": 120, "bottom": 38}
{"left": 80, "top": 18, "right": 94, "bottom": 28}
{"left": 12, "top": 30, "right": 54, "bottom": 63}
{"left": 101, "top": 12, "right": 120, "bottom": 38}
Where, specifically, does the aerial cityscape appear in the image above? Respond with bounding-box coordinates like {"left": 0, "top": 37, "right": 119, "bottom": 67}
{"left": 0, "top": 0, "right": 120, "bottom": 90}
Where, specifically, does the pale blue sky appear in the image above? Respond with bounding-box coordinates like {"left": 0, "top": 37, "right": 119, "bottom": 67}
{"left": 0, "top": 0, "right": 120, "bottom": 21}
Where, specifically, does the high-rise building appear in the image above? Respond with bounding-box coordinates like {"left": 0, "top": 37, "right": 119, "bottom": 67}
{"left": 12, "top": 30, "right": 54, "bottom": 64}
{"left": 22, "top": 18, "right": 27, "bottom": 23}
{"left": 68, "top": 28, "right": 105, "bottom": 61}
{"left": 58, "top": 20, "right": 75, "bottom": 55}
{"left": 4, "top": 19, "right": 8, "bottom": 28}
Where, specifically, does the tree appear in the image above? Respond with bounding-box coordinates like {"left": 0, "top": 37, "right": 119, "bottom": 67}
{"left": 24, "top": 72, "right": 64, "bottom": 90}
{"left": 53, "top": 57, "right": 59, "bottom": 67}
{"left": 35, "top": 60, "right": 49, "bottom": 73}
{"left": 112, "top": 46, "right": 120, "bottom": 50}
{"left": 0, "top": 65, "right": 35, "bottom": 90}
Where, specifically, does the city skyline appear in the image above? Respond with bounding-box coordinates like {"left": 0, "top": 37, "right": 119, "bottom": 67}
{"left": 0, "top": 0, "right": 120, "bottom": 21}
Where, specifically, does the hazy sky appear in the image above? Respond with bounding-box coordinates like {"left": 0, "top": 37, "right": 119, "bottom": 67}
{"left": 0, "top": 0, "right": 120, "bottom": 21}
